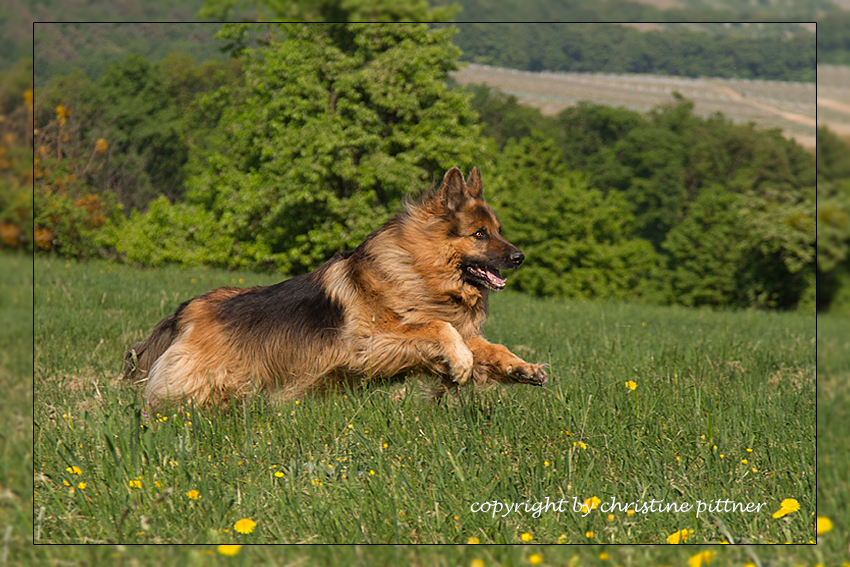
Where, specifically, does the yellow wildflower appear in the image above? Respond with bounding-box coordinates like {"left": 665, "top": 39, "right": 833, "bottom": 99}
{"left": 217, "top": 545, "right": 242, "bottom": 556}
{"left": 772, "top": 498, "right": 800, "bottom": 519}
{"left": 667, "top": 528, "right": 694, "bottom": 544}
{"left": 688, "top": 550, "right": 716, "bottom": 567}
{"left": 581, "top": 496, "right": 601, "bottom": 514}
{"left": 234, "top": 518, "right": 257, "bottom": 534}
{"left": 816, "top": 517, "right": 833, "bottom": 535}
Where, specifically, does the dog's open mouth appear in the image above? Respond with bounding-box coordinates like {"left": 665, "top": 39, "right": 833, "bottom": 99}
{"left": 465, "top": 265, "right": 507, "bottom": 290}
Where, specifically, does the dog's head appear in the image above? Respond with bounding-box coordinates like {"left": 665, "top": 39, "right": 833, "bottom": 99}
{"left": 438, "top": 167, "right": 524, "bottom": 291}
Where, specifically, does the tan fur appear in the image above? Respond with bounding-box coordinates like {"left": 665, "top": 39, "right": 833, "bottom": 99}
{"left": 123, "top": 167, "right": 547, "bottom": 408}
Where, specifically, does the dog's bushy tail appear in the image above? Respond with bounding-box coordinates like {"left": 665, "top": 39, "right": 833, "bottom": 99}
{"left": 122, "top": 312, "right": 182, "bottom": 384}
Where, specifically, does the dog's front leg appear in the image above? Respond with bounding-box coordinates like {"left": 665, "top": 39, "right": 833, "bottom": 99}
{"left": 364, "top": 321, "right": 474, "bottom": 385}
{"left": 466, "top": 336, "right": 548, "bottom": 386}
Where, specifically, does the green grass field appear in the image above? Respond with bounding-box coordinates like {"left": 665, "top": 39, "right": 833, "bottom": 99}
{"left": 19, "top": 255, "right": 847, "bottom": 564}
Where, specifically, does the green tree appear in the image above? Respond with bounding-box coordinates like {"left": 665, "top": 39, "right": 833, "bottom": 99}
{"left": 556, "top": 102, "right": 644, "bottom": 166}
{"left": 556, "top": 99, "right": 814, "bottom": 251}
{"left": 123, "top": 23, "right": 487, "bottom": 273}
{"left": 558, "top": 101, "right": 690, "bottom": 249}
{"left": 736, "top": 189, "right": 816, "bottom": 311}
{"left": 662, "top": 185, "right": 815, "bottom": 310}
{"left": 198, "top": 0, "right": 458, "bottom": 22}
{"left": 662, "top": 187, "right": 749, "bottom": 308}
{"left": 37, "top": 54, "right": 235, "bottom": 214}
{"left": 463, "top": 84, "right": 556, "bottom": 150}
{"left": 90, "top": 55, "right": 188, "bottom": 208}
{"left": 450, "top": 22, "right": 815, "bottom": 82}
{"left": 490, "top": 132, "right": 658, "bottom": 300}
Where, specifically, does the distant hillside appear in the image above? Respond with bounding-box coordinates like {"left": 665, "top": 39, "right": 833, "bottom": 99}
{"left": 451, "top": 64, "right": 826, "bottom": 147}
{"left": 6, "top": 0, "right": 208, "bottom": 73}
{"left": 16, "top": 0, "right": 849, "bottom": 77}
{"left": 33, "top": 23, "right": 223, "bottom": 87}
{"left": 448, "top": 22, "right": 816, "bottom": 83}
{"left": 444, "top": 0, "right": 845, "bottom": 67}
{"left": 447, "top": 0, "right": 835, "bottom": 26}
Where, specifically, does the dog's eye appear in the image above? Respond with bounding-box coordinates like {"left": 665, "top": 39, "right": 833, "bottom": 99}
{"left": 473, "top": 229, "right": 487, "bottom": 240}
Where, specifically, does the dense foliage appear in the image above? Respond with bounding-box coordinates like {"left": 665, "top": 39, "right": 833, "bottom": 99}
{"left": 0, "top": 59, "right": 34, "bottom": 250}
{"left": 488, "top": 132, "right": 658, "bottom": 301}
{"left": 21, "top": 18, "right": 844, "bottom": 313}
{"left": 816, "top": 127, "right": 850, "bottom": 312}
{"left": 124, "top": 23, "right": 487, "bottom": 274}
{"left": 198, "top": 0, "right": 459, "bottom": 21}
{"left": 29, "top": 52, "right": 235, "bottom": 258}
{"left": 468, "top": 87, "right": 822, "bottom": 312}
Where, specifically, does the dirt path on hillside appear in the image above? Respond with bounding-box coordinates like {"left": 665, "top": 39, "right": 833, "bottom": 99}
{"left": 818, "top": 97, "right": 850, "bottom": 115}
{"left": 715, "top": 85, "right": 817, "bottom": 127}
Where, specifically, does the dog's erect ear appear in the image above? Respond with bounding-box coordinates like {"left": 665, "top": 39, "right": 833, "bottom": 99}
{"left": 441, "top": 167, "right": 467, "bottom": 213}
{"left": 466, "top": 167, "right": 482, "bottom": 198}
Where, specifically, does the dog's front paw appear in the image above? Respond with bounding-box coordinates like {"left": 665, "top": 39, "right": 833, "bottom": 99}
{"left": 448, "top": 345, "right": 474, "bottom": 386}
{"left": 508, "top": 362, "right": 548, "bottom": 386}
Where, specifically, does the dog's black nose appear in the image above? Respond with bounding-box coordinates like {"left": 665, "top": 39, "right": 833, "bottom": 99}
{"left": 510, "top": 251, "right": 524, "bottom": 267}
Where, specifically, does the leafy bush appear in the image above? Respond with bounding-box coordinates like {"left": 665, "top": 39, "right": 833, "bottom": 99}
{"left": 116, "top": 196, "right": 234, "bottom": 267}
{"left": 33, "top": 178, "right": 122, "bottom": 259}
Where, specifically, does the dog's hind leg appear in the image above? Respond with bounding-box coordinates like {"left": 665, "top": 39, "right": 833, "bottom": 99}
{"left": 122, "top": 312, "right": 182, "bottom": 385}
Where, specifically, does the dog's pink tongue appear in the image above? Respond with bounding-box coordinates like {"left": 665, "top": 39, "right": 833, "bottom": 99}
{"left": 487, "top": 270, "right": 506, "bottom": 289}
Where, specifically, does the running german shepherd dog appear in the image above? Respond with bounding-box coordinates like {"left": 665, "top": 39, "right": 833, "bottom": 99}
{"left": 123, "top": 167, "right": 547, "bottom": 407}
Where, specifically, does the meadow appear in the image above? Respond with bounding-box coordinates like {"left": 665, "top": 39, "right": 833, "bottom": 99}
{"left": 22, "top": 255, "right": 845, "bottom": 564}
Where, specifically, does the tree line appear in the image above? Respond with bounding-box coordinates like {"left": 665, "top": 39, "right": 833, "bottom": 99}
{"left": 448, "top": 23, "right": 815, "bottom": 82}
{"left": 447, "top": 0, "right": 844, "bottom": 67}
{"left": 16, "top": 22, "right": 846, "bottom": 313}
